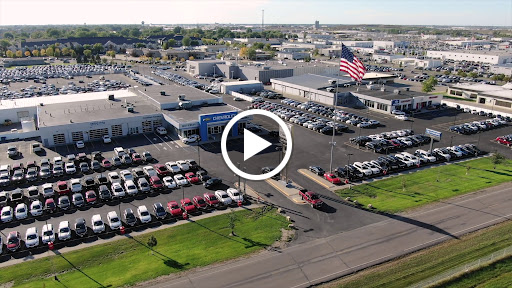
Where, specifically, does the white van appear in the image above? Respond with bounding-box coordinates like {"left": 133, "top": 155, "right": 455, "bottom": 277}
{"left": 155, "top": 127, "right": 167, "bottom": 135}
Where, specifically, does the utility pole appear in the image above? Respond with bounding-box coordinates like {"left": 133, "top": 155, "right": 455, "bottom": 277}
{"left": 346, "top": 153, "right": 353, "bottom": 189}
{"left": 237, "top": 162, "right": 241, "bottom": 188}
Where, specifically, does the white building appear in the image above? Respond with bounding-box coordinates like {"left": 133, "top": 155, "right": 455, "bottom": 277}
{"left": 426, "top": 50, "right": 512, "bottom": 65}
{"left": 490, "top": 64, "right": 512, "bottom": 76}
{"left": 447, "top": 83, "right": 512, "bottom": 110}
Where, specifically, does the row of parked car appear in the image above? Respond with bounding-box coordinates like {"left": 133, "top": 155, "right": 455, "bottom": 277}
{"left": 0, "top": 188, "right": 246, "bottom": 254}
{"left": 495, "top": 135, "right": 512, "bottom": 147}
{"left": 153, "top": 70, "right": 204, "bottom": 90}
{"left": 449, "top": 118, "right": 508, "bottom": 135}
{"left": 328, "top": 144, "right": 484, "bottom": 181}
{"left": 457, "top": 106, "right": 512, "bottom": 122}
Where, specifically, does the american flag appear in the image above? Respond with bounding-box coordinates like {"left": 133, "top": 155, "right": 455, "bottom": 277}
{"left": 339, "top": 44, "right": 366, "bottom": 82}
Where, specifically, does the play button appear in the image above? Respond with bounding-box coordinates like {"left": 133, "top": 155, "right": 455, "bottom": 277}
{"left": 243, "top": 129, "right": 272, "bottom": 161}
{"left": 221, "top": 109, "right": 293, "bottom": 181}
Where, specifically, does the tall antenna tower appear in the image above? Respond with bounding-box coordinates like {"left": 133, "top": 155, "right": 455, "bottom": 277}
{"left": 262, "top": 10, "right": 264, "bottom": 32}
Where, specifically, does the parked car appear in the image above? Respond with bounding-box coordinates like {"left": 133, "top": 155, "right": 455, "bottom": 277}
{"left": 85, "top": 190, "right": 97, "bottom": 205}
{"left": 124, "top": 208, "right": 137, "bottom": 226}
{"left": 107, "top": 211, "right": 122, "bottom": 230}
{"left": 41, "top": 224, "right": 55, "bottom": 244}
{"left": 30, "top": 200, "right": 43, "bottom": 217}
{"left": 153, "top": 202, "right": 167, "bottom": 219}
{"left": 25, "top": 227, "right": 39, "bottom": 248}
{"left": 6, "top": 231, "right": 21, "bottom": 252}
{"left": 227, "top": 188, "right": 244, "bottom": 204}
{"left": 91, "top": 214, "right": 105, "bottom": 233}
{"left": 58, "top": 221, "right": 72, "bottom": 241}
{"left": 180, "top": 198, "right": 197, "bottom": 214}
{"left": 75, "top": 218, "right": 87, "bottom": 237}
{"left": 299, "top": 190, "right": 323, "bottom": 208}
{"left": 167, "top": 201, "right": 183, "bottom": 218}
{"left": 192, "top": 196, "right": 208, "bottom": 210}
{"left": 15, "top": 203, "right": 28, "bottom": 220}
{"left": 204, "top": 178, "right": 222, "bottom": 189}
{"left": 215, "top": 190, "right": 232, "bottom": 206}
{"left": 1, "top": 206, "right": 13, "bottom": 223}
{"left": 309, "top": 166, "right": 325, "bottom": 175}
{"left": 137, "top": 205, "right": 152, "bottom": 223}
{"left": 163, "top": 176, "right": 177, "bottom": 189}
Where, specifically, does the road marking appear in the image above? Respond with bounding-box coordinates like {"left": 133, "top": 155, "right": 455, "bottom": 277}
{"left": 143, "top": 134, "right": 161, "bottom": 151}
{"left": 154, "top": 133, "right": 175, "bottom": 150}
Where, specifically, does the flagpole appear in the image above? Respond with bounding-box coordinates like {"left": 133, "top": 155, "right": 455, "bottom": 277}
{"left": 329, "top": 45, "right": 341, "bottom": 174}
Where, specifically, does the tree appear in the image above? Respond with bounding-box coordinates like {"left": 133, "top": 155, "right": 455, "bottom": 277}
{"left": 32, "top": 50, "right": 39, "bottom": 57}
{"left": 247, "top": 48, "right": 257, "bottom": 60}
{"left": 24, "top": 51, "right": 31, "bottom": 57}
{"left": 504, "top": 75, "right": 511, "bottom": 82}
{"left": 101, "top": 57, "right": 108, "bottom": 64}
{"left": 0, "top": 39, "right": 11, "bottom": 57}
{"left": 130, "top": 50, "right": 138, "bottom": 57}
{"left": 83, "top": 49, "right": 92, "bottom": 58}
{"left": 6, "top": 50, "right": 14, "bottom": 58}
{"left": 167, "top": 39, "right": 176, "bottom": 47}
{"left": 190, "top": 40, "right": 199, "bottom": 46}
{"left": 239, "top": 47, "right": 249, "bottom": 59}
{"left": 54, "top": 48, "right": 61, "bottom": 57}
{"left": 46, "top": 47, "right": 54, "bottom": 57}
{"left": 216, "top": 52, "right": 223, "bottom": 59}
{"left": 312, "top": 48, "right": 319, "bottom": 56}
{"left": 3, "top": 32, "right": 14, "bottom": 40}
{"left": 422, "top": 76, "right": 438, "bottom": 93}
{"left": 443, "top": 70, "right": 451, "bottom": 76}
{"left": 468, "top": 72, "right": 478, "bottom": 78}
{"left": 465, "top": 165, "right": 471, "bottom": 175}
{"left": 95, "top": 54, "right": 101, "bottom": 63}
{"left": 162, "top": 42, "right": 169, "bottom": 50}
{"left": 226, "top": 209, "right": 238, "bottom": 236}
{"left": 61, "top": 47, "right": 70, "bottom": 56}
{"left": 92, "top": 43, "right": 104, "bottom": 55}
{"left": 457, "top": 70, "right": 467, "bottom": 77}
{"left": 15, "top": 50, "right": 22, "bottom": 58}
{"left": 182, "top": 36, "right": 191, "bottom": 47}
{"left": 401, "top": 176, "right": 407, "bottom": 191}
{"left": 106, "top": 50, "right": 116, "bottom": 58}
{"left": 40, "top": 48, "right": 46, "bottom": 56}
{"left": 180, "top": 57, "right": 185, "bottom": 62}
{"left": 304, "top": 56, "right": 311, "bottom": 62}
{"left": 490, "top": 152, "right": 506, "bottom": 169}
{"left": 146, "top": 235, "right": 157, "bottom": 255}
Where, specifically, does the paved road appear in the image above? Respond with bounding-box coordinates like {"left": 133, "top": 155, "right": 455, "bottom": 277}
{"left": 146, "top": 183, "right": 512, "bottom": 288}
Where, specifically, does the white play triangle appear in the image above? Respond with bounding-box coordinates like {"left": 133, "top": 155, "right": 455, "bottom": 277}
{"left": 243, "top": 129, "right": 272, "bottom": 161}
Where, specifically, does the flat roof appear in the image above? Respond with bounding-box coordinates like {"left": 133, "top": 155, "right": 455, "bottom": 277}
{"left": 428, "top": 50, "right": 512, "bottom": 56}
{"left": 0, "top": 90, "right": 136, "bottom": 110}
{"left": 133, "top": 84, "right": 221, "bottom": 105}
{"left": 341, "top": 85, "right": 427, "bottom": 100}
{"left": 220, "top": 80, "right": 262, "bottom": 87}
{"left": 451, "top": 83, "right": 505, "bottom": 92}
{"left": 163, "top": 103, "right": 239, "bottom": 123}
{"left": 39, "top": 96, "right": 160, "bottom": 127}
{"left": 273, "top": 74, "right": 353, "bottom": 90}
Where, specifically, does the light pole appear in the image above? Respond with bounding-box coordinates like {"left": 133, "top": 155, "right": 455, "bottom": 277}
{"left": 196, "top": 139, "right": 201, "bottom": 167}
{"left": 237, "top": 162, "right": 241, "bottom": 188}
{"left": 450, "top": 135, "right": 455, "bottom": 147}
{"left": 409, "top": 111, "right": 414, "bottom": 130}
{"left": 346, "top": 153, "right": 353, "bottom": 188}
{"left": 181, "top": 185, "right": 185, "bottom": 200}
{"left": 491, "top": 98, "right": 496, "bottom": 114}
{"left": 243, "top": 167, "right": 247, "bottom": 196}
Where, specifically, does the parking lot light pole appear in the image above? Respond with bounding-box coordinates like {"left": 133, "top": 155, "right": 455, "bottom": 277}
{"left": 196, "top": 140, "right": 201, "bottom": 167}
{"left": 243, "top": 167, "right": 247, "bottom": 196}
{"left": 182, "top": 185, "right": 185, "bottom": 200}
{"left": 237, "top": 162, "right": 241, "bottom": 188}
{"left": 346, "top": 153, "right": 353, "bottom": 189}
{"left": 450, "top": 135, "right": 455, "bottom": 147}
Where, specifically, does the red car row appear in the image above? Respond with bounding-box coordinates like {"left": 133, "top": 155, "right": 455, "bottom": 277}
{"left": 167, "top": 193, "right": 220, "bottom": 218}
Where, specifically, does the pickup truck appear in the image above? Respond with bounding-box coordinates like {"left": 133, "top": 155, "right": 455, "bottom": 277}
{"left": 299, "top": 189, "right": 323, "bottom": 209}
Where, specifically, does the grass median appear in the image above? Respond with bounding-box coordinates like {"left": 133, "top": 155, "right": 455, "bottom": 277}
{"left": 0, "top": 207, "right": 288, "bottom": 288}
{"left": 336, "top": 157, "right": 512, "bottom": 213}
{"left": 320, "top": 219, "right": 512, "bottom": 288}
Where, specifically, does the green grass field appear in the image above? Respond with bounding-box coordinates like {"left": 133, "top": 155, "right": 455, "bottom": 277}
{"left": 320, "top": 220, "right": 512, "bottom": 288}
{"left": 432, "top": 255, "right": 512, "bottom": 288}
{"left": 336, "top": 157, "right": 512, "bottom": 213}
{"left": 0, "top": 208, "right": 288, "bottom": 288}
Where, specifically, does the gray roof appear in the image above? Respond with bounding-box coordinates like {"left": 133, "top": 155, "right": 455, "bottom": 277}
{"left": 163, "top": 104, "right": 239, "bottom": 123}
{"left": 273, "top": 74, "right": 354, "bottom": 90}
{"left": 135, "top": 84, "right": 221, "bottom": 105}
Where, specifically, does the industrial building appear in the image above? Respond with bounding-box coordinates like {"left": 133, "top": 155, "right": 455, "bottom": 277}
{"left": 426, "top": 50, "right": 512, "bottom": 65}
{"left": 490, "top": 64, "right": 512, "bottom": 76}
{"left": 447, "top": 83, "right": 512, "bottom": 110}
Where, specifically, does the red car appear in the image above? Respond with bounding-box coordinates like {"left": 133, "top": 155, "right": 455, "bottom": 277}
{"left": 192, "top": 196, "right": 207, "bottom": 210}
{"left": 203, "top": 193, "right": 220, "bottom": 207}
{"left": 496, "top": 136, "right": 512, "bottom": 146}
{"left": 167, "top": 201, "right": 183, "bottom": 218}
{"left": 132, "top": 153, "right": 142, "bottom": 163}
{"left": 149, "top": 176, "right": 163, "bottom": 190}
{"left": 180, "top": 198, "right": 197, "bottom": 214}
{"left": 85, "top": 190, "right": 97, "bottom": 204}
{"left": 6, "top": 231, "right": 21, "bottom": 252}
{"left": 56, "top": 181, "right": 70, "bottom": 195}
{"left": 324, "top": 173, "right": 342, "bottom": 185}
{"left": 154, "top": 164, "right": 171, "bottom": 176}
{"left": 101, "top": 159, "right": 112, "bottom": 169}
{"left": 299, "top": 190, "right": 323, "bottom": 209}
{"left": 45, "top": 198, "right": 56, "bottom": 213}
{"left": 185, "top": 172, "right": 200, "bottom": 184}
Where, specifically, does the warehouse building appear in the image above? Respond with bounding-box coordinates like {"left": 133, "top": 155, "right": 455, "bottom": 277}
{"left": 447, "top": 83, "right": 512, "bottom": 110}
{"left": 426, "top": 50, "right": 512, "bottom": 65}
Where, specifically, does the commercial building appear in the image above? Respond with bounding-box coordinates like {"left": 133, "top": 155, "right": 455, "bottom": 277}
{"left": 426, "top": 50, "right": 512, "bottom": 65}
{"left": 219, "top": 80, "right": 264, "bottom": 94}
{"left": 1, "top": 57, "right": 47, "bottom": 68}
{"left": 490, "top": 64, "right": 512, "bottom": 76}
{"left": 447, "top": 83, "right": 512, "bottom": 110}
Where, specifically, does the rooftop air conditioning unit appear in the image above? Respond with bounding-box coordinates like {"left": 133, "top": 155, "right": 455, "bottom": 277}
{"left": 380, "top": 87, "right": 386, "bottom": 92}
{"left": 406, "top": 87, "right": 410, "bottom": 91}
{"left": 393, "top": 89, "right": 401, "bottom": 94}
{"left": 178, "top": 94, "right": 186, "bottom": 100}
{"left": 108, "top": 94, "right": 115, "bottom": 101}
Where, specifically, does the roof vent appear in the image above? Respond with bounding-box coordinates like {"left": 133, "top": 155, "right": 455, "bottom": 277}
{"left": 406, "top": 87, "right": 410, "bottom": 91}
{"left": 393, "top": 89, "right": 401, "bottom": 94}
{"left": 380, "top": 87, "right": 386, "bottom": 92}
{"left": 178, "top": 94, "right": 186, "bottom": 100}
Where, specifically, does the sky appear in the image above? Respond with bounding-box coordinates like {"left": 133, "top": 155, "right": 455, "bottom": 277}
{"left": 0, "top": 0, "right": 511, "bottom": 26}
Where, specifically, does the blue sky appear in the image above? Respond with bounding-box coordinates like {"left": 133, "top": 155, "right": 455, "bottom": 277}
{"left": 0, "top": 0, "right": 510, "bottom": 26}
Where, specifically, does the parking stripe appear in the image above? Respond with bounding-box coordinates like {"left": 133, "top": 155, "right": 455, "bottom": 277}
{"left": 154, "top": 133, "right": 175, "bottom": 150}
{"left": 143, "top": 134, "right": 161, "bottom": 151}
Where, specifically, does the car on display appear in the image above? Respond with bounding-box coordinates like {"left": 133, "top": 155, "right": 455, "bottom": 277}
{"left": 101, "top": 159, "right": 112, "bottom": 169}
{"left": 154, "top": 164, "right": 171, "bottom": 176}
{"left": 165, "top": 162, "right": 181, "bottom": 174}
{"left": 143, "top": 166, "right": 158, "bottom": 177}
{"left": 121, "top": 154, "right": 133, "bottom": 165}
{"left": 132, "top": 153, "right": 143, "bottom": 163}
{"left": 153, "top": 202, "right": 167, "bottom": 219}
{"left": 120, "top": 170, "right": 134, "bottom": 182}
{"left": 98, "top": 185, "right": 112, "bottom": 201}
{"left": 112, "top": 156, "right": 122, "bottom": 167}
{"left": 58, "top": 221, "right": 72, "bottom": 241}
{"left": 76, "top": 141, "right": 85, "bottom": 149}
{"left": 107, "top": 211, "right": 122, "bottom": 230}
{"left": 0, "top": 173, "right": 10, "bottom": 187}
{"left": 137, "top": 178, "right": 151, "bottom": 193}
{"left": 215, "top": 190, "right": 232, "bottom": 206}
{"left": 25, "top": 227, "right": 40, "bottom": 248}
{"left": 204, "top": 177, "right": 222, "bottom": 189}
{"left": 149, "top": 176, "right": 164, "bottom": 191}
{"left": 496, "top": 136, "right": 512, "bottom": 146}
{"left": 203, "top": 193, "right": 220, "bottom": 207}
{"left": 70, "top": 178, "right": 82, "bottom": 193}
{"left": 156, "top": 126, "right": 168, "bottom": 135}
{"left": 137, "top": 205, "right": 152, "bottom": 223}
{"left": 163, "top": 176, "right": 177, "bottom": 189}
{"left": 142, "top": 151, "right": 153, "bottom": 162}
{"left": 26, "top": 186, "right": 39, "bottom": 200}
{"left": 176, "top": 160, "right": 190, "bottom": 171}
{"left": 174, "top": 174, "right": 189, "bottom": 186}
{"left": 167, "top": 201, "right": 183, "bottom": 217}
{"left": 79, "top": 162, "right": 90, "bottom": 174}
{"left": 108, "top": 172, "right": 121, "bottom": 185}
{"left": 111, "top": 182, "right": 126, "bottom": 198}
{"left": 227, "top": 188, "right": 244, "bottom": 204}
{"left": 7, "top": 146, "right": 20, "bottom": 158}
{"left": 299, "top": 190, "right": 324, "bottom": 208}
{"left": 186, "top": 159, "right": 199, "bottom": 170}
{"left": 72, "top": 193, "right": 85, "bottom": 207}
{"left": 52, "top": 164, "right": 64, "bottom": 177}
{"left": 103, "top": 135, "right": 112, "bottom": 144}
{"left": 185, "top": 172, "right": 200, "bottom": 184}
{"left": 182, "top": 134, "right": 200, "bottom": 144}
{"left": 15, "top": 203, "right": 28, "bottom": 220}
{"left": 30, "top": 200, "right": 43, "bottom": 217}
{"left": 45, "top": 198, "right": 57, "bottom": 213}
{"left": 85, "top": 190, "right": 97, "bottom": 205}
{"left": 41, "top": 224, "right": 55, "bottom": 244}
{"left": 180, "top": 198, "right": 197, "bottom": 214}
{"left": 192, "top": 196, "right": 208, "bottom": 210}
{"left": 124, "top": 208, "right": 137, "bottom": 226}
{"left": 11, "top": 168, "right": 24, "bottom": 184}
{"left": 124, "top": 180, "right": 139, "bottom": 196}
{"left": 91, "top": 214, "right": 105, "bottom": 234}
{"left": 196, "top": 170, "right": 211, "bottom": 182}
{"left": 132, "top": 167, "right": 145, "bottom": 179}
{"left": 75, "top": 218, "right": 87, "bottom": 237}
{"left": 1, "top": 206, "right": 13, "bottom": 222}
{"left": 58, "top": 195, "right": 71, "bottom": 210}
{"left": 6, "top": 231, "right": 21, "bottom": 252}
{"left": 25, "top": 167, "right": 38, "bottom": 182}
{"left": 309, "top": 166, "right": 325, "bottom": 175}
{"left": 65, "top": 162, "right": 77, "bottom": 174}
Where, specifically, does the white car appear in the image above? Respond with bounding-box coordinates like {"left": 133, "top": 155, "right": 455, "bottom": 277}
{"left": 143, "top": 166, "right": 157, "bottom": 177}
{"left": 362, "top": 161, "right": 381, "bottom": 175}
{"left": 173, "top": 174, "right": 189, "bottom": 186}
{"left": 107, "top": 211, "right": 122, "bottom": 230}
{"left": 120, "top": 170, "right": 134, "bottom": 182}
{"left": 176, "top": 160, "right": 190, "bottom": 171}
{"left": 227, "top": 188, "right": 244, "bottom": 203}
{"left": 58, "top": 221, "right": 72, "bottom": 241}
{"left": 76, "top": 141, "right": 85, "bottom": 149}
{"left": 41, "top": 224, "right": 55, "bottom": 244}
{"left": 108, "top": 172, "right": 121, "bottom": 184}
{"left": 215, "top": 190, "right": 232, "bottom": 206}
{"left": 182, "top": 134, "right": 200, "bottom": 144}
{"left": 352, "top": 162, "right": 373, "bottom": 176}
{"left": 137, "top": 205, "right": 152, "bottom": 223}
{"left": 156, "top": 126, "right": 167, "bottom": 135}
{"left": 15, "top": 203, "right": 28, "bottom": 220}
{"left": 70, "top": 178, "right": 82, "bottom": 193}
{"left": 165, "top": 162, "right": 181, "bottom": 174}
{"left": 72, "top": 193, "right": 85, "bottom": 207}
{"left": 392, "top": 110, "right": 406, "bottom": 115}
{"left": 25, "top": 227, "right": 39, "bottom": 248}
{"left": 394, "top": 154, "right": 415, "bottom": 167}
{"left": 401, "top": 152, "right": 421, "bottom": 165}
{"left": 53, "top": 156, "right": 63, "bottom": 167}
{"left": 124, "top": 180, "right": 139, "bottom": 196}
{"left": 163, "top": 176, "right": 177, "bottom": 189}
{"left": 91, "top": 214, "right": 105, "bottom": 233}
{"left": 111, "top": 182, "right": 126, "bottom": 198}
{"left": 395, "top": 115, "right": 409, "bottom": 121}
{"left": 30, "top": 200, "right": 43, "bottom": 216}
{"left": 1, "top": 206, "right": 13, "bottom": 222}
{"left": 102, "top": 135, "right": 112, "bottom": 144}
{"left": 41, "top": 183, "right": 54, "bottom": 198}
{"left": 415, "top": 149, "right": 437, "bottom": 163}
{"left": 65, "top": 162, "right": 77, "bottom": 174}
{"left": 448, "top": 147, "right": 463, "bottom": 157}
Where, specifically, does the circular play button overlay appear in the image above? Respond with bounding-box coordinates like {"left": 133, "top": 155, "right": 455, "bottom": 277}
{"left": 221, "top": 109, "right": 293, "bottom": 181}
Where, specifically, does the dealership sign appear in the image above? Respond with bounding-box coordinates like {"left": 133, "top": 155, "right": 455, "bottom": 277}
{"left": 199, "top": 111, "right": 238, "bottom": 123}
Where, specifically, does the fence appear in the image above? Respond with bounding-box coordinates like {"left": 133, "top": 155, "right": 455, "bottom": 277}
{"left": 409, "top": 245, "right": 512, "bottom": 288}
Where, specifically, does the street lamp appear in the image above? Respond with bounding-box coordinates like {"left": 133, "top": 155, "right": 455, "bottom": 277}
{"left": 450, "top": 135, "right": 455, "bottom": 147}
{"left": 329, "top": 140, "right": 336, "bottom": 173}
{"left": 346, "top": 153, "right": 353, "bottom": 188}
